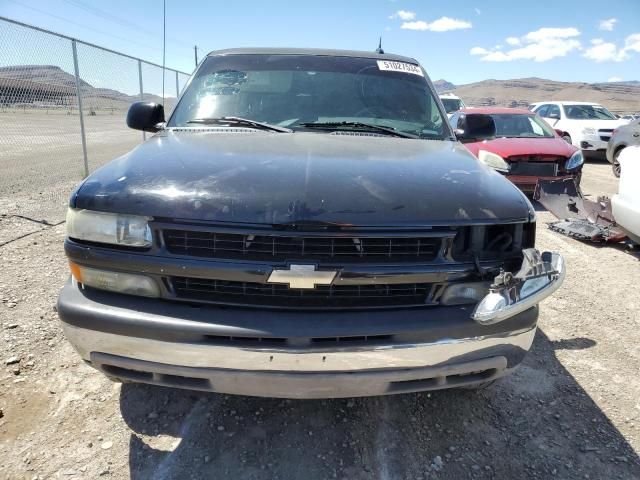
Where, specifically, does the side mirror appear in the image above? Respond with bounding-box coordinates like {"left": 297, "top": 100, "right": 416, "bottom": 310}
{"left": 455, "top": 113, "right": 496, "bottom": 143}
{"left": 554, "top": 129, "right": 564, "bottom": 137}
{"left": 126, "top": 102, "right": 165, "bottom": 132}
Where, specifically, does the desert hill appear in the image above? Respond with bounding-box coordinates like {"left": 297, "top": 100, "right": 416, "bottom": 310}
{"left": 435, "top": 77, "right": 640, "bottom": 114}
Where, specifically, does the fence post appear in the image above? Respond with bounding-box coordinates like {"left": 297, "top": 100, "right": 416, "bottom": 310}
{"left": 138, "top": 59, "right": 145, "bottom": 141}
{"left": 71, "top": 39, "right": 89, "bottom": 178}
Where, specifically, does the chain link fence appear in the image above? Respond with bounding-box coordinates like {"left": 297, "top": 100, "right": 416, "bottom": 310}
{"left": 0, "top": 16, "right": 191, "bottom": 245}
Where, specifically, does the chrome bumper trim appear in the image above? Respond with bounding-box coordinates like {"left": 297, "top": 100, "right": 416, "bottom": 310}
{"left": 62, "top": 323, "right": 536, "bottom": 372}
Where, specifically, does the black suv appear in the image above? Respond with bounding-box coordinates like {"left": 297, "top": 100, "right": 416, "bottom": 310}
{"left": 58, "top": 48, "right": 564, "bottom": 398}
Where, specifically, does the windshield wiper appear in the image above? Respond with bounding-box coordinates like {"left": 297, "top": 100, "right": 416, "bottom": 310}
{"left": 187, "top": 116, "right": 292, "bottom": 133}
{"left": 299, "top": 121, "right": 419, "bottom": 139}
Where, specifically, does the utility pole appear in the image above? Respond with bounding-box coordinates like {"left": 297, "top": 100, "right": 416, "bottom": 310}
{"left": 194, "top": 45, "right": 199, "bottom": 67}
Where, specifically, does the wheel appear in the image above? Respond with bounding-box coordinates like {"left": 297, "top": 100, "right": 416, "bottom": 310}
{"left": 561, "top": 133, "right": 572, "bottom": 144}
{"left": 612, "top": 148, "right": 623, "bottom": 178}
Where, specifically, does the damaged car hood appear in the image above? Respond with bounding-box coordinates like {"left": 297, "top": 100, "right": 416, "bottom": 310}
{"left": 73, "top": 130, "right": 532, "bottom": 226}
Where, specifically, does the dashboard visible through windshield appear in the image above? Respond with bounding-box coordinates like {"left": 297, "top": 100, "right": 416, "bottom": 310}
{"left": 168, "top": 54, "right": 448, "bottom": 139}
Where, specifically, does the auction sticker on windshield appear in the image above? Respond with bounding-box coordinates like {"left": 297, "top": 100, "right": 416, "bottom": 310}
{"left": 376, "top": 60, "right": 424, "bottom": 77}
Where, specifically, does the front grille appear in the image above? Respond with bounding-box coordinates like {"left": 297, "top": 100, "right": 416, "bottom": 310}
{"left": 508, "top": 162, "right": 558, "bottom": 176}
{"left": 170, "top": 276, "right": 440, "bottom": 309}
{"left": 507, "top": 156, "right": 564, "bottom": 176}
{"left": 163, "top": 229, "right": 444, "bottom": 262}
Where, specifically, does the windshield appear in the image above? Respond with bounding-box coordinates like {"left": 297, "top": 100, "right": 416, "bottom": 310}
{"left": 564, "top": 104, "right": 617, "bottom": 120}
{"left": 168, "top": 54, "right": 448, "bottom": 139}
{"left": 441, "top": 98, "right": 464, "bottom": 114}
{"left": 490, "top": 114, "right": 555, "bottom": 138}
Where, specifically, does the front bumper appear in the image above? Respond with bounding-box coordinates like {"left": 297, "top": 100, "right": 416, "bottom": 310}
{"left": 507, "top": 173, "right": 580, "bottom": 193}
{"left": 578, "top": 137, "right": 608, "bottom": 152}
{"left": 58, "top": 281, "right": 539, "bottom": 398}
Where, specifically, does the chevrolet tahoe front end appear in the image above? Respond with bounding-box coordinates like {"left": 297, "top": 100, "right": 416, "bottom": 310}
{"left": 57, "top": 49, "right": 564, "bottom": 398}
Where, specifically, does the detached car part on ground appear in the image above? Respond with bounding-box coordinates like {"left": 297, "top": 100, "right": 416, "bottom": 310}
{"left": 451, "top": 108, "right": 583, "bottom": 194}
{"left": 534, "top": 146, "right": 639, "bottom": 244}
{"left": 57, "top": 48, "right": 565, "bottom": 399}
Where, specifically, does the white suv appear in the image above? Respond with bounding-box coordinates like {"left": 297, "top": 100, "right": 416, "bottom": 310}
{"left": 439, "top": 93, "right": 466, "bottom": 118}
{"left": 529, "top": 101, "right": 627, "bottom": 156}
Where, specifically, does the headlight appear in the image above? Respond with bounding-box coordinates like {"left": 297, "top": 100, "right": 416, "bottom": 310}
{"left": 478, "top": 150, "right": 510, "bottom": 173}
{"left": 70, "top": 262, "right": 160, "bottom": 297}
{"left": 66, "top": 208, "right": 152, "bottom": 247}
{"left": 440, "top": 282, "right": 489, "bottom": 306}
{"left": 565, "top": 150, "right": 584, "bottom": 170}
{"left": 582, "top": 127, "right": 596, "bottom": 135}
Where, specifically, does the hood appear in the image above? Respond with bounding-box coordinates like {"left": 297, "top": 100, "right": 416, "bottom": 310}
{"left": 464, "top": 136, "right": 577, "bottom": 160}
{"left": 73, "top": 130, "right": 532, "bottom": 227}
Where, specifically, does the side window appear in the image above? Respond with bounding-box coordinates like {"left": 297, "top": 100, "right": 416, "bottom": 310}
{"left": 536, "top": 104, "right": 549, "bottom": 117}
{"left": 547, "top": 104, "right": 561, "bottom": 119}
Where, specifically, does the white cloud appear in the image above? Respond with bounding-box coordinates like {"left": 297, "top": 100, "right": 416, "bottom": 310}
{"left": 523, "top": 27, "right": 580, "bottom": 42}
{"left": 470, "top": 47, "right": 489, "bottom": 55}
{"left": 625, "top": 33, "right": 640, "bottom": 53}
{"left": 401, "top": 16, "right": 472, "bottom": 32}
{"left": 389, "top": 10, "right": 416, "bottom": 21}
{"left": 599, "top": 18, "right": 617, "bottom": 31}
{"left": 584, "top": 40, "right": 623, "bottom": 61}
{"left": 471, "top": 27, "right": 581, "bottom": 62}
{"left": 608, "top": 76, "right": 623, "bottom": 82}
{"left": 583, "top": 33, "right": 640, "bottom": 62}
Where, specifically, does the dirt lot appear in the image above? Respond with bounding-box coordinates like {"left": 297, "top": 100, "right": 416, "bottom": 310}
{"left": 0, "top": 111, "right": 141, "bottom": 237}
{"left": 1, "top": 160, "right": 639, "bottom": 479}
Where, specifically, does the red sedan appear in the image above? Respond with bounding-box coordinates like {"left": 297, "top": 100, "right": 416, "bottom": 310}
{"left": 450, "top": 107, "right": 583, "bottom": 193}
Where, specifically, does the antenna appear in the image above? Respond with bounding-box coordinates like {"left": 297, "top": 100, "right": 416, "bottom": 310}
{"left": 376, "top": 37, "right": 384, "bottom": 54}
{"left": 162, "top": 0, "right": 166, "bottom": 106}
{"left": 194, "top": 45, "right": 199, "bottom": 67}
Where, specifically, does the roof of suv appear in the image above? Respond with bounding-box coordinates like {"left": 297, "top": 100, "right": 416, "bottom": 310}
{"left": 206, "top": 48, "right": 419, "bottom": 64}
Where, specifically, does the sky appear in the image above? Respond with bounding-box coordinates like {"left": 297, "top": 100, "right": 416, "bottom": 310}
{"left": 1, "top": 0, "right": 639, "bottom": 86}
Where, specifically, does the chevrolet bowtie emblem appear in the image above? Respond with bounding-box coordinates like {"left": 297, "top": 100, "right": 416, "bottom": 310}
{"left": 267, "top": 264, "right": 338, "bottom": 289}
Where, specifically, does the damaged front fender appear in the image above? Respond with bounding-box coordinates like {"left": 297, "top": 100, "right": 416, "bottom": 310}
{"left": 472, "top": 248, "right": 565, "bottom": 325}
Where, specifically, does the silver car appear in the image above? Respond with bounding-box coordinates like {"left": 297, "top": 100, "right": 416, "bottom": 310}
{"left": 606, "top": 119, "right": 640, "bottom": 177}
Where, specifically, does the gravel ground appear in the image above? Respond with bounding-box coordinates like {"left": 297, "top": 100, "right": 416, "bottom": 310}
{"left": 1, "top": 161, "right": 639, "bottom": 480}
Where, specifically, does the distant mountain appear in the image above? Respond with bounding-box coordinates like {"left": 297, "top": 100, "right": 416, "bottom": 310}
{"left": 433, "top": 79, "right": 456, "bottom": 93}
{"left": 450, "top": 77, "right": 640, "bottom": 114}
{"left": 0, "top": 65, "right": 173, "bottom": 107}
{"left": 0, "top": 64, "right": 92, "bottom": 89}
